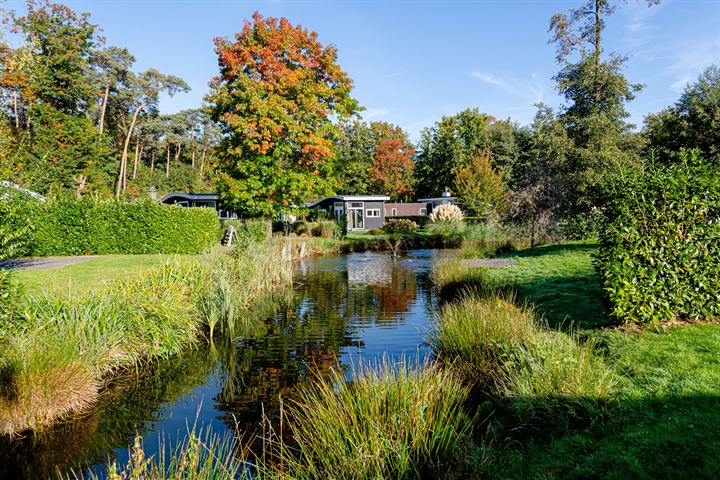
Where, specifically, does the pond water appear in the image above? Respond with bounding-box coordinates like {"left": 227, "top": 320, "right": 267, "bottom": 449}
{"left": 0, "top": 249, "right": 446, "bottom": 479}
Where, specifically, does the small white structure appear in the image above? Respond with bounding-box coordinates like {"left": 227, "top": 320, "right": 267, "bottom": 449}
{"left": 0, "top": 181, "right": 46, "bottom": 202}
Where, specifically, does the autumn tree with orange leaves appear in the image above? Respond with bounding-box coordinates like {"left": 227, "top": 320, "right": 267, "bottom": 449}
{"left": 370, "top": 136, "right": 415, "bottom": 201}
{"left": 208, "top": 12, "right": 359, "bottom": 215}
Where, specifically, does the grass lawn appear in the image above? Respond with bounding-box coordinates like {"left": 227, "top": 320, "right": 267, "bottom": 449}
{"left": 496, "top": 324, "right": 720, "bottom": 479}
{"left": 16, "top": 254, "right": 174, "bottom": 294}
{"left": 465, "top": 241, "right": 720, "bottom": 479}
{"left": 484, "top": 240, "right": 609, "bottom": 330}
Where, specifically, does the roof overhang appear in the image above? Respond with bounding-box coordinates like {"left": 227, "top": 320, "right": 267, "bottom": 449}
{"left": 306, "top": 195, "right": 391, "bottom": 208}
{"left": 158, "top": 192, "right": 219, "bottom": 204}
{"left": 417, "top": 197, "right": 458, "bottom": 202}
{"left": 0, "top": 181, "right": 46, "bottom": 202}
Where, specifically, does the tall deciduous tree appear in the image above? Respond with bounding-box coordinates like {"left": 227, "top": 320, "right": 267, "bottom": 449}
{"left": 416, "top": 109, "right": 511, "bottom": 197}
{"left": 454, "top": 153, "right": 506, "bottom": 219}
{"left": 645, "top": 65, "right": 720, "bottom": 160}
{"left": 370, "top": 136, "right": 415, "bottom": 201}
{"left": 13, "top": 0, "right": 98, "bottom": 116}
{"left": 208, "top": 12, "right": 359, "bottom": 215}
{"left": 115, "top": 69, "right": 188, "bottom": 197}
{"left": 548, "top": 0, "right": 658, "bottom": 212}
{"left": 91, "top": 46, "right": 135, "bottom": 134}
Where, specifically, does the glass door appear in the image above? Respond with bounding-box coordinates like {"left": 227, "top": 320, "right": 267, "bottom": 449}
{"left": 347, "top": 202, "right": 364, "bottom": 230}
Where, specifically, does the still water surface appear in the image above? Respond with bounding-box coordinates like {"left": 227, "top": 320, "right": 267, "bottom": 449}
{"left": 0, "top": 250, "right": 445, "bottom": 479}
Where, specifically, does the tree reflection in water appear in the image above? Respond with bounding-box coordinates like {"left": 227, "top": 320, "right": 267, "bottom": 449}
{"left": 213, "top": 251, "right": 438, "bottom": 439}
{"left": 0, "top": 250, "right": 440, "bottom": 479}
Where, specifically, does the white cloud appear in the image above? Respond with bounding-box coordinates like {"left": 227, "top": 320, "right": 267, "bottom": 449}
{"left": 665, "top": 36, "right": 719, "bottom": 92}
{"left": 469, "top": 71, "right": 546, "bottom": 104}
{"left": 362, "top": 108, "right": 390, "bottom": 120}
{"left": 470, "top": 71, "right": 510, "bottom": 89}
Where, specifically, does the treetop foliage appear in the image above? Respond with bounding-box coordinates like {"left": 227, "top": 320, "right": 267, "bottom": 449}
{"left": 208, "top": 11, "right": 360, "bottom": 214}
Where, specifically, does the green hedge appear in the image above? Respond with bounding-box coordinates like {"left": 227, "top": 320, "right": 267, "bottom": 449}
{"left": 596, "top": 152, "right": 720, "bottom": 324}
{"left": 11, "top": 199, "right": 221, "bottom": 256}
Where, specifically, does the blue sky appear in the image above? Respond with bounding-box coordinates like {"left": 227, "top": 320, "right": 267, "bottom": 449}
{"left": 7, "top": 0, "right": 720, "bottom": 139}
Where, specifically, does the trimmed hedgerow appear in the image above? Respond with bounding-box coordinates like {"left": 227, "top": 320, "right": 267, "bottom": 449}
{"left": 596, "top": 151, "right": 720, "bottom": 324}
{"left": 16, "top": 199, "right": 220, "bottom": 256}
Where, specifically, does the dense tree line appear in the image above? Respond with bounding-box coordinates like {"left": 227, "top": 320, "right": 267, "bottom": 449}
{"left": 0, "top": 0, "right": 220, "bottom": 199}
{"left": 1, "top": 0, "right": 716, "bottom": 225}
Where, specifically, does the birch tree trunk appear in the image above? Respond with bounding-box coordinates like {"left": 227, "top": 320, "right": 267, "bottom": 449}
{"left": 132, "top": 135, "right": 141, "bottom": 180}
{"left": 116, "top": 104, "right": 143, "bottom": 198}
{"left": 150, "top": 150, "right": 155, "bottom": 176}
{"left": 98, "top": 83, "right": 110, "bottom": 134}
{"left": 166, "top": 143, "right": 171, "bottom": 178}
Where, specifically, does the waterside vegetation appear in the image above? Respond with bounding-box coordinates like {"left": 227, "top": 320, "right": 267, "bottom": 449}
{"left": 0, "top": 242, "right": 292, "bottom": 436}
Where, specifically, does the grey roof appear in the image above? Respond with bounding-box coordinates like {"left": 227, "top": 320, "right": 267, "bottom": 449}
{"left": 0, "top": 181, "right": 46, "bottom": 202}
{"left": 417, "top": 196, "right": 458, "bottom": 202}
{"left": 158, "top": 192, "right": 219, "bottom": 203}
{"left": 306, "top": 195, "right": 391, "bottom": 208}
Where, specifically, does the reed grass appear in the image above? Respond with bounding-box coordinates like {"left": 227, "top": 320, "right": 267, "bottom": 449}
{"left": 0, "top": 243, "right": 293, "bottom": 436}
{"left": 432, "top": 258, "right": 489, "bottom": 301}
{"left": 430, "top": 291, "right": 535, "bottom": 390}
{"left": 269, "top": 358, "right": 476, "bottom": 480}
{"left": 503, "top": 332, "right": 617, "bottom": 426}
{"left": 431, "top": 291, "right": 617, "bottom": 427}
{"left": 70, "top": 426, "right": 247, "bottom": 480}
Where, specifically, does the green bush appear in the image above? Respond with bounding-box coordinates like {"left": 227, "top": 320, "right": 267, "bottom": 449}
{"left": 222, "top": 218, "right": 270, "bottom": 250}
{"left": 386, "top": 215, "right": 429, "bottom": 226}
{"left": 597, "top": 151, "right": 720, "bottom": 324}
{"left": 383, "top": 218, "right": 419, "bottom": 234}
{"left": 0, "top": 191, "right": 35, "bottom": 259}
{"left": 12, "top": 199, "right": 221, "bottom": 257}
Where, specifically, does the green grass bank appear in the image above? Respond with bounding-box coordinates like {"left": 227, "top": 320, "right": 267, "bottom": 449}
{"left": 0, "top": 243, "right": 292, "bottom": 436}
{"left": 432, "top": 240, "right": 720, "bottom": 478}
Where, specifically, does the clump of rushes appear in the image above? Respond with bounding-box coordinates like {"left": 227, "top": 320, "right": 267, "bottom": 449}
{"left": 72, "top": 426, "right": 247, "bottom": 480}
{"left": 432, "top": 258, "right": 489, "bottom": 301}
{"left": 503, "top": 332, "right": 617, "bottom": 427}
{"left": 430, "top": 291, "right": 535, "bottom": 391}
{"left": 274, "top": 359, "right": 476, "bottom": 479}
{"left": 431, "top": 292, "right": 617, "bottom": 428}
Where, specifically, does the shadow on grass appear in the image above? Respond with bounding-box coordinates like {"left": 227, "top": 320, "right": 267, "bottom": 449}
{"left": 489, "top": 242, "right": 612, "bottom": 330}
{"left": 512, "top": 273, "right": 611, "bottom": 330}
{"left": 488, "top": 393, "right": 720, "bottom": 480}
{"left": 500, "top": 241, "right": 601, "bottom": 259}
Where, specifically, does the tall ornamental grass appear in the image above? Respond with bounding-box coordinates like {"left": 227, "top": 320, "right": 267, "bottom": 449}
{"left": 273, "top": 359, "right": 475, "bottom": 479}
{"left": 430, "top": 292, "right": 535, "bottom": 390}
{"left": 431, "top": 258, "right": 489, "bottom": 301}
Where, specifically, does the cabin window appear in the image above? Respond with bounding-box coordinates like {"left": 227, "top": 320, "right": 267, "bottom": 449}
{"left": 176, "top": 201, "right": 189, "bottom": 207}
{"left": 366, "top": 209, "right": 380, "bottom": 218}
{"left": 350, "top": 202, "right": 363, "bottom": 208}
{"left": 419, "top": 208, "right": 427, "bottom": 215}
{"left": 391, "top": 208, "right": 397, "bottom": 216}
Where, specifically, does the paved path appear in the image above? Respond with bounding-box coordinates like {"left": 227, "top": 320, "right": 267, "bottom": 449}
{"left": 461, "top": 258, "right": 518, "bottom": 268}
{"left": 0, "top": 256, "right": 98, "bottom": 270}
